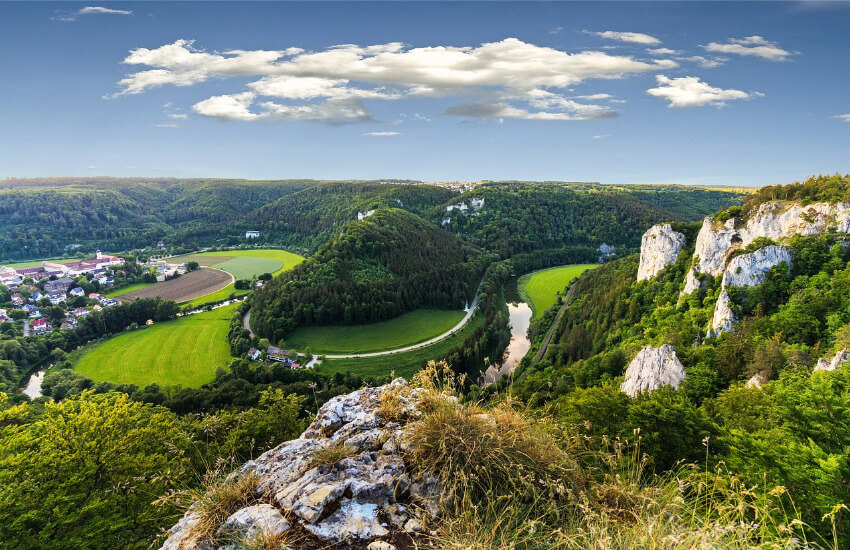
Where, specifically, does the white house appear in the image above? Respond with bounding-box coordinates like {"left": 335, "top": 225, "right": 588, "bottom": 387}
{"left": 245, "top": 231, "right": 261, "bottom": 239}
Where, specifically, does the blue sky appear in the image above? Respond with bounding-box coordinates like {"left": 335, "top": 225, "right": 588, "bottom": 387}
{"left": 1, "top": 1, "right": 848, "bottom": 186}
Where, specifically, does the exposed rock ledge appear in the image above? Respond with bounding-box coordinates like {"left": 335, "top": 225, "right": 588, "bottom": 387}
{"left": 161, "top": 379, "right": 436, "bottom": 550}
{"left": 621, "top": 345, "right": 685, "bottom": 397}
{"left": 815, "top": 349, "right": 850, "bottom": 372}
{"left": 682, "top": 201, "right": 850, "bottom": 295}
{"left": 637, "top": 224, "right": 686, "bottom": 282}
{"left": 708, "top": 245, "right": 793, "bottom": 336}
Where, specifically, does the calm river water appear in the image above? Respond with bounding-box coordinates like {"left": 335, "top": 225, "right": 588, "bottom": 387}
{"left": 481, "top": 277, "right": 533, "bottom": 385}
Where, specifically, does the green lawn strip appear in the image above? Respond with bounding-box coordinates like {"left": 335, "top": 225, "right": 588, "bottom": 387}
{"left": 316, "top": 313, "right": 485, "bottom": 380}
{"left": 74, "top": 305, "right": 237, "bottom": 388}
{"left": 286, "top": 309, "right": 465, "bottom": 354}
{"left": 211, "top": 257, "right": 283, "bottom": 280}
{"left": 105, "top": 282, "right": 158, "bottom": 298}
{"left": 518, "top": 264, "right": 599, "bottom": 319}
{"left": 180, "top": 283, "right": 250, "bottom": 307}
{"left": 2, "top": 256, "right": 85, "bottom": 268}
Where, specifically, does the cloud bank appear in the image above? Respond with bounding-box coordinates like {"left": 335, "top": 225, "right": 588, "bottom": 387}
{"left": 110, "top": 38, "right": 678, "bottom": 123}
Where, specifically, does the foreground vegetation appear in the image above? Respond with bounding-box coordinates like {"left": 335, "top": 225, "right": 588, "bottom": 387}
{"left": 75, "top": 305, "right": 237, "bottom": 388}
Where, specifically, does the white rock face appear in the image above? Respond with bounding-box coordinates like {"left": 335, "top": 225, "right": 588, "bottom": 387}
{"left": 637, "top": 224, "right": 686, "bottom": 281}
{"left": 814, "top": 349, "right": 850, "bottom": 372}
{"left": 160, "top": 379, "right": 437, "bottom": 549}
{"left": 708, "top": 246, "right": 792, "bottom": 336}
{"left": 682, "top": 202, "right": 850, "bottom": 295}
{"left": 621, "top": 345, "right": 686, "bottom": 397}
{"left": 746, "top": 371, "right": 770, "bottom": 389}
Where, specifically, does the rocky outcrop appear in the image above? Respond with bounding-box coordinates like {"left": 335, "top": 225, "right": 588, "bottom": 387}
{"left": 708, "top": 246, "right": 792, "bottom": 336}
{"left": 620, "top": 345, "right": 686, "bottom": 397}
{"left": 682, "top": 202, "right": 850, "bottom": 295}
{"left": 637, "top": 224, "right": 686, "bottom": 281}
{"left": 160, "top": 379, "right": 435, "bottom": 549}
{"left": 815, "top": 349, "right": 850, "bottom": 372}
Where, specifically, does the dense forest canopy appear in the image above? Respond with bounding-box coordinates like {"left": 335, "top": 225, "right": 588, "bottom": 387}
{"left": 741, "top": 173, "right": 850, "bottom": 217}
{"left": 250, "top": 208, "right": 491, "bottom": 342}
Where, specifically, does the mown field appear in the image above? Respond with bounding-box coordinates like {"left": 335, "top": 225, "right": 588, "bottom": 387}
{"left": 74, "top": 304, "right": 237, "bottom": 388}
{"left": 104, "top": 281, "right": 156, "bottom": 298}
{"left": 285, "top": 309, "right": 465, "bottom": 354}
{"left": 172, "top": 249, "right": 303, "bottom": 277}
{"left": 518, "top": 264, "right": 598, "bottom": 318}
{"left": 316, "top": 313, "right": 485, "bottom": 379}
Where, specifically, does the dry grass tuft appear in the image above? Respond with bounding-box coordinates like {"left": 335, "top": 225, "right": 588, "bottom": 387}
{"left": 308, "top": 440, "right": 359, "bottom": 469}
{"left": 236, "top": 528, "right": 293, "bottom": 550}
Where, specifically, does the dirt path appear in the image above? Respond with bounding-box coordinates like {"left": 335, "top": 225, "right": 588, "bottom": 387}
{"left": 533, "top": 284, "right": 576, "bottom": 364}
{"left": 243, "top": 310, "right": 255, "bottom": 339}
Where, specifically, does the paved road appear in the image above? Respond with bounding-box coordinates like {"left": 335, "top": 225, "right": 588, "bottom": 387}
{"left": 533, "top": 284, "right": 576, "bottom": 364}
{"left": 23, "top": 318, "right": 30, "bottom": 337}
{"left": 243, "top": 310, "right": 255, "bottom": 338}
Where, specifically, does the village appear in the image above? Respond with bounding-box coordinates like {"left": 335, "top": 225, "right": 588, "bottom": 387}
{"left": 0, "top": 250, "right": 129, "bottom": 335}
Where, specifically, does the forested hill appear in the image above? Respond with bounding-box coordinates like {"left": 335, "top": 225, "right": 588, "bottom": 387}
{"left": 0, "top": 178, "right": 315, "bottom": 260}
{"left": 429, "top": 183, "right": 746, "bottom": 257}
{"left": 0, "top": 177, "right": 744, "bottom": 261}
{"left": 250, "top": 208, "right": 491, "bottom": 343}
{"left": 245, "top": 182, "right": 455, "bottom": 252}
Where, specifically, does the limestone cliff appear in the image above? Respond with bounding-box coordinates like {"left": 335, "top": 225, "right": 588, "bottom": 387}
{"left": 708, "top": 245, "right": 793, "bottom": 336}
{"left": 636, "top": 224, "right": 686, "bottom": 281}
{"left": 620, "top": 345, "right": 685, "bottom": 397}
{"left": 161, "top": 379, "right": 435, "bottom": 550}
{"left": 682, "top": 202, "right": 850, "bottom": 295}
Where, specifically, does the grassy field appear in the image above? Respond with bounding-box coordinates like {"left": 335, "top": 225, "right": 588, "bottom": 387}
{"left": 316, "top": 313, "right": 485, "bottom": 379}
{"left": 286, "top": 309, "right": 465, "bottom": 354}
{"left": 182, "top": 283, "right": 249, "bottom": 308}
{"left": 74, "top": 304, "right": 237, "bottom": 388}
{"left": 1, "top": 256, "right": 85, "bottom": 268}
{"left": 518, "top": 264, "right": 598, "bottom": 318}
{"left": 104, "top": 282, "right": 157, "bottom": 298}
{"left": 171, "top": 249, "right": 303, "bottom": 278}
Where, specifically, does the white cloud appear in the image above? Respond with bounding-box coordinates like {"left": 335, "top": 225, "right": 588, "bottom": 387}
{"left": 80, "top": 6, "right": 132, "bottom": 15}
{"left": 574, "top": 93, "right": 613, "bottom": 100}
{"left": 678, "top": 55, "right": 727, "bottom": 69}
{"left": 592, "top": 134, "right": 610, "bottom": 139}
{"left": 647, "top": 48, "right": 681, "bottom": 55}
{"left": 155, "top": 123, "right": 179, "bottom": 128}
{"left": 56, "top": 6, "right": 132, "bottom": 21}
{"left": 193, "top": 92, "right": 262, "bottom": 121}
{"left": 550, "top": 26, "right": 563, "bottom": 35}
{"left": 834, "top": 114, "right": 850, "bottom": 123}
{"left": 168, "top": 113, "right": 188, "bottom": 120}
{"left": 647, "top": 75, "right": 762, "bottom": 108}
{"left": 588, "top": 31, "right": 661, "bottom": 45}
{"left": 112, "top": 37, "right": 677, "bottom": 122}
{"left": 363, "top": 131, "right": 401, "bottom": 136}
{"left": 703, "top": 36, "right": 794, "bottom": 62}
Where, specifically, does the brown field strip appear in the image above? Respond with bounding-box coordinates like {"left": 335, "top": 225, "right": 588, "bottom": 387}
{"left": 116, "top": 268, "right": 232, "bottom": 303}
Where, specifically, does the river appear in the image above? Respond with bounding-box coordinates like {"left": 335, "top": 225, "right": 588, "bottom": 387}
{"left": 480, "top": 277, "right": 533, "bottom": 386}
{"left": 23, "top": 368, "right": 47, "bottom": 399}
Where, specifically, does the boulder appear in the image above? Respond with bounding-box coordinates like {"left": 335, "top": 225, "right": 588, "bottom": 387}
{"left": 620, "top": 345, "right": 685, "bottom": 397}
{"left": 636, "top": 224, "right": 686, "bottom": 281}
{"left": 159, "top": 379, "right": 434, "bottom": 549}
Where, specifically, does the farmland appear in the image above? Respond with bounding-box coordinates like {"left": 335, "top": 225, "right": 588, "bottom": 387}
{"left": 518, "top": 264, "right": 598, "bottom": 318}
{"left": 74, "top": 304, "right": 237, "bottom": 388}
{"left": 316, "top": 313, "right": 485, "bottom": 379}
{"left": 104, "top": 281, "right": 156, "bottom": 298}
{"left": 116, "top": 268, "right": 232, "bottom": 304}
{"left": 285, "top": 309, "right": 465, "bottom": 354}
{"left": 171, "top": 249, "right": 304, "bottom": 278}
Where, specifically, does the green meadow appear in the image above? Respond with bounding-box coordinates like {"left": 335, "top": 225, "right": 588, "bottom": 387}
{"left": 285, "top": 309, "right": 465, "bottom": 354}
{"left": 74, "top": 304, "right": 237, "bottom": 388}
{"left": 172, "top": 249, "right": 303, "bottom": 278}
{"left": 518, "top": 264, "right": 598, "bottom": 318}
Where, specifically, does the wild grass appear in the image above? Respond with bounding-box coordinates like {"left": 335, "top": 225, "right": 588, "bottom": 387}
{"left": 308, "top": 440, "right": 359, "bottom": 469}
{"left": 404, "top": 362, "right": 842, "bottom": 550}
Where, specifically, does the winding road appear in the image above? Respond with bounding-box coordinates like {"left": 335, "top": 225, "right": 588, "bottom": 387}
{"left": 242, "top": 282, "right": 482, "bottom": 360}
